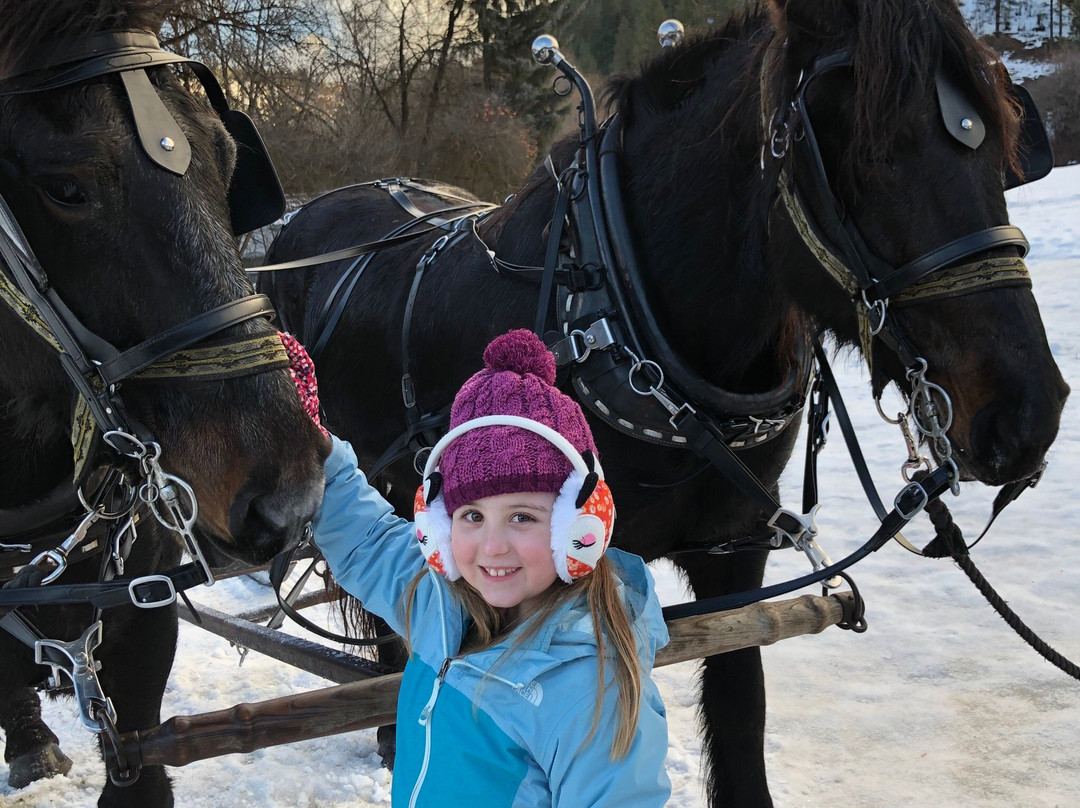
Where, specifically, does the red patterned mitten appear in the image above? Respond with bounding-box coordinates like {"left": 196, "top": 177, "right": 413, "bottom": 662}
{"left": 278, "top": 332, "right": 328, "bottom": 437}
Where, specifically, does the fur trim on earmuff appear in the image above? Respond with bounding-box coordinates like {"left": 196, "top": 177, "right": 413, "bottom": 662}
{"left": 549, "top": 471, "right": 586, "bottom": 583}
{"left": 414, "top": 490, "right": 460, "bottom": 580}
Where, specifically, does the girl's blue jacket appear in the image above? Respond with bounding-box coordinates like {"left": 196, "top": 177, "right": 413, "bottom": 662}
{"left": 312, "top": 436, "right": 672, "bottom": 807}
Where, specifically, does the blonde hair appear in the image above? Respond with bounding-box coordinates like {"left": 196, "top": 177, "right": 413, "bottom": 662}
{"left": 402, "top": 555, "right": 642, "bottom": 759}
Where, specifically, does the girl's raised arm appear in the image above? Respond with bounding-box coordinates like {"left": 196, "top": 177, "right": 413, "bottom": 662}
{"left": 311, "top": 434, "right": 425, "bottom": 635}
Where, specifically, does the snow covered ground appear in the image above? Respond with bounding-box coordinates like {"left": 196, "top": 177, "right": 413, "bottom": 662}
{"left": 3, "top": 168, "right": 1079, "bottom": 807}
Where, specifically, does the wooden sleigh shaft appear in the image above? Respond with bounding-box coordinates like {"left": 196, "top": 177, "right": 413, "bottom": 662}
{"left": 112, "top": 592, "right": 853, "bottom": 770}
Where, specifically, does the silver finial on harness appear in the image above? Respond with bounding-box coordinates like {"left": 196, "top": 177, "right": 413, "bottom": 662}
{"left": 658, "top": 19, "right": 685, "bottom": 48}
{"left": 532, "top": 35, "right": 560, "bottom": 65}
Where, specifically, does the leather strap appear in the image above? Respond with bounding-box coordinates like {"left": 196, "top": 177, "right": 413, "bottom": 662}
{"left": 94, "top": 295, "right": 276, "bottom": 385}
{"left": 876, "top": 226, "right": 1029, "bottom": 300}
{"left": 662, "top": 464, "right": 955, "bottom": 619}
{"left": 3, "top": 30, "right": 162, "bottom": 79}
{"left": 119, "top": 69, "right": 191, "bottom": 175}
{"left": 0, "top": 562, "right": 208, "bottom": 609}
{"left": 533, "top": 180, "right": 571, "bottom": 335}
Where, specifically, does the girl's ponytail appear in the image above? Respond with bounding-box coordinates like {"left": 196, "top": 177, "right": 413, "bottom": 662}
{"left": 584, "top": 556, "right": 642, "bottom": 759}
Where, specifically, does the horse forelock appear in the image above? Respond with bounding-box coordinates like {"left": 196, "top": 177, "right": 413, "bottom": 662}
{"left": 847, "top": 0, "right": 1018, "bottom": 175}
{"left": 0, "top": 0, "right": 162, "bottom": 77}
{"left": 754, "top": 0, "right": 1020, "bottom": 184}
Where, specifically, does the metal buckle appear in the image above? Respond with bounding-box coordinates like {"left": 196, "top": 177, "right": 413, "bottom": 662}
{"left": 767, "top": 505, "right": 819, "bottom": 545}
{"left": 29, "top": 507, "right": 102, "bottom": 584}
{"left": 128, "top": 575, "right": 177, "bottom": 608}
{"left": 861, "top": 290, "right": 889, "bottom": 335}
{"left": 35, "top": 621, "right": 118, "bottom": 732}
{"left": 767, "top": 505, "right": 842, "bottom": 588}
{"left": 551, "top": 318, "right": 616, "bottom": 365}
{"left": 894, "top": 481, "right": 929, "bottom": 520}
{"left": 401, "top": 373, "right": 417, "bottom": 409}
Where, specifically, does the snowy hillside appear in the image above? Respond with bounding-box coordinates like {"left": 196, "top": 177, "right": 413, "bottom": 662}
{"left": 962, "top": 0, "right": 1075, "bottom": 79}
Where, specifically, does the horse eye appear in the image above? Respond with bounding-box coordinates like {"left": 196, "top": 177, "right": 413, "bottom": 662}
{"left": 41, "top": 176, "right": 87, "bottom": 207}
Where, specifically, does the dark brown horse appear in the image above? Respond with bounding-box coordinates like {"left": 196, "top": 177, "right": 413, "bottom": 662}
{"left": 262, "top": 1, "right": 1068, "bottom": 804}
{"left": 0, "top": 2, "right": 327, "bottom": 806}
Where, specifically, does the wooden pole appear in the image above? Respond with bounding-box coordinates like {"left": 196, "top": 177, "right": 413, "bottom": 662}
{"left": 176, "top": 600, "right": 396, "bottom": 684}
{"left": 115, "top": 592, "right": 850, "bottom": 770}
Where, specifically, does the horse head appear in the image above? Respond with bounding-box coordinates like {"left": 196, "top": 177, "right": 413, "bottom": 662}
{"left": 0, "top": 1, "right": 327, "bottom": 565}
{"left": 762, "top": 0, "right": 1068, "bottom": 486}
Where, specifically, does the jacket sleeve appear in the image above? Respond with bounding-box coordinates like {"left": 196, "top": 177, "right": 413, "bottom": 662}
{"left": 310, "top": 434, "right": 427, "bottom": 636}
{"left": 543, "top": 676, "right": 671, "bottom": 807}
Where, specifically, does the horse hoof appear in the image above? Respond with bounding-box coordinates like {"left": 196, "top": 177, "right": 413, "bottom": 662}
{"left": 376, "top": 737, "right": 396, "bottom": 771}
{"left": 7, "top": 742, "right": 73, "bottom": 789}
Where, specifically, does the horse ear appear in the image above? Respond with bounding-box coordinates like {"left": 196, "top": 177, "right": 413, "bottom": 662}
{"left": 769, "top": 0, "right": 856, "bottom": 44}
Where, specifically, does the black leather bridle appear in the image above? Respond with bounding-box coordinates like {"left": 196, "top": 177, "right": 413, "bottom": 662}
{"left": 0, "top": 30, "right": 291, "bottom": 476}
{"left": 766, "top": 49, "right": 1036, "bottom": 372}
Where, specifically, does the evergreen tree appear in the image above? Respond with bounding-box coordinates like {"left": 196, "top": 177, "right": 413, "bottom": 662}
{"left": 468, "top": 1, "right": 579, "bottom": 143}
{"left": 610, "top": 0, "right": 668, "bottom": 74}
{"left": 560, "top": 0, "right": 749, "bottom": 76}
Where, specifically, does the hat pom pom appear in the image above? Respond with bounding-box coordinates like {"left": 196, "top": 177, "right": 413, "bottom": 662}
{"left": 482, "top": 329, "right": 557, "bottom": 385}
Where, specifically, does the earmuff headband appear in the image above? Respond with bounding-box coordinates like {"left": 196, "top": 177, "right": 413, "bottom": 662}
{"left": 423, "top": 415, "right": 602, "bottom": 483}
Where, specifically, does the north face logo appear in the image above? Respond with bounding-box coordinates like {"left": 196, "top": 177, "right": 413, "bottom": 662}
{"left": 516, "top": 680, "right": 543, "bottom": 707}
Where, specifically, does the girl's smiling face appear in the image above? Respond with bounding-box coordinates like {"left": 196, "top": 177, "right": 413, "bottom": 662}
{"left": 450, "top": 491, "right": 559, "bottom": 621}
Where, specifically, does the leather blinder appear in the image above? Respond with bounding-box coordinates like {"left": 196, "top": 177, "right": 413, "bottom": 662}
{"left": 935, "top": 69, "right": 986, "bottom": 150}
{"left": 119, "top": 69, "right": 191, "bottom": 175}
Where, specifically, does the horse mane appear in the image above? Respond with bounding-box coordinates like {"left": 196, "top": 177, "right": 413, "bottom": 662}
{"left": 0, "top": 0, "right": 163, "bottom": 76}
{"left": 604, "top": 0, "right": 1019, "bottom": 179}
{"left": 601, "top": 7, "right": 767, "bottom": 125}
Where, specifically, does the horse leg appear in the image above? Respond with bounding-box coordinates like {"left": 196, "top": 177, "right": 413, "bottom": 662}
{"left": 374, "top": 618, "right": 408, "bottom": 770}
{"left": 0, "top": 624, "right": 73, "bottom": 788}
{"left": 370, "top": 469, "right": 419, "bottom": 771}
{"left": 675, "top": 550, "right": 774, "bottom": 808}
{"left": 94, "top": 603, "right": 178, "bottom": 808}
{"left": 331, "top": 588, "right": 405, "bottom": 770}
{"left": 1, "top": 685, "right": 73, "bottom": 788}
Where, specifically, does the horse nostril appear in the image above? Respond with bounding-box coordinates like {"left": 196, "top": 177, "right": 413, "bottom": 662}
{"left": 968, "top": 404, "right": 1008, "bottom": 479}
{"left": 968, "top": 392, "right": 1063, "bottom": 484}
{"left": 228, "top": 473, "right": 323, "bottom": 561}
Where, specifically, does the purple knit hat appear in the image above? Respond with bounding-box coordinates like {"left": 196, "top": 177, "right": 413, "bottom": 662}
{"left": 439, "top": 329, "right": 597, "bottom": 515}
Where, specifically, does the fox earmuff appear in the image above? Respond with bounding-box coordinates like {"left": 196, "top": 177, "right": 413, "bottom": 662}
{"left": 413, "top": 415, "right": 615, "bottom": 582}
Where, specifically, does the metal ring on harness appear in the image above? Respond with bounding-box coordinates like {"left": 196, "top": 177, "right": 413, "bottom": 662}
{"left": 861, "top": 289, "right": 888, "bottom": 336}
{"left": 95, "top": 701, "right": 140, "bottom": 787}
{"left": 627, "top": 357, "right": 665, "bottom": 397}
{"left": 413, "top": 446, "right": 432, "bottom": 477}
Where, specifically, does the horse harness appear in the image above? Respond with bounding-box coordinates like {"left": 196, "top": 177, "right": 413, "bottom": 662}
{"left": 377, "top": 42, "right": 1052, "bottom": 620}
{"left": 0, "top": 31, "right": 293, "bottom": 783}
{"left": 259, "top": 42, "right": 1053, "bottom": 635}
{"left": 262, "top": 42, "right": 1053, "bottom": 625}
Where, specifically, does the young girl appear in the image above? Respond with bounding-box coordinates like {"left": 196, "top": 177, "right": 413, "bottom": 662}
{"left": 303, "top": 328, "right": 671, "bottom": 807}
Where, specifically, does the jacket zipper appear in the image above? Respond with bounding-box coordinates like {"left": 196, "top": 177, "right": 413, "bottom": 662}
{"left": 408, "top": 657, "right": 452, "bottom": 808}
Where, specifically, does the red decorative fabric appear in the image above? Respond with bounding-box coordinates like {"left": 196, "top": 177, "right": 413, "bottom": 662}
{"left": 278, "top": 332, "right": 328, "bottom": 437}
